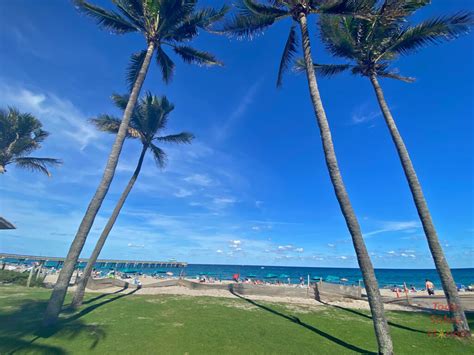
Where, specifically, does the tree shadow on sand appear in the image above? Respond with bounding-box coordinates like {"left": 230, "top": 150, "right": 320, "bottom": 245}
{"left": 1, "top": 288, "right": 137, "bottom": 354}
{"left": 230, "top": 291, "right": 376, "bottom": 354}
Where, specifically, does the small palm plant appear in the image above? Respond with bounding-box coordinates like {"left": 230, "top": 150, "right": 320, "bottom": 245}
{"left": 71, "top": 92, "right": 193, "bottom": 308}
{"left": 0, "top": 107, "right": 61, "bottom": 176}
{"left": 308, "top": 1, "right": 473, "bottom": 336}
{"left": 221, "top": 1, "right": 393, "bottom": 351}
{"left": 45, "top": 0, "right": 226, "bottom": 325}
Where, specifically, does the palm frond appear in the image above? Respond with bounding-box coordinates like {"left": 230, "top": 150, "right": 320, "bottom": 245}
{"left": 314, "top": 63, "right": 352, "bottom": 77}
{"left": 390, "top": 12, "right": 474, "bottom": 55}
{"left": 220, "top": 13, "right": 277, "bottom": 39}
{"left": 111, "top": 93, "right": 130, "bottom": 111}
{"left": 90, "top": 115, "right": 141, "bottom": 138}
{"left": 239, "top": 0, "right": 288, "bottom": 18}
{"left": 156, "top": 46, "right": 175, "bottom": 83}
{"left": 73, "top": 0, "right": 138, "bottom": 34}
{"left": 13, "top": 157, "right": 62, "bottom": 177}
{"left": 126, "top": 50, "right": 147, "bottom": 92}
{"left": 155, "top": 132, "right": 194, "bottom": 144}
{"left": 276, "top": 26, "right": 298, "bottom": 87}
{"left": 378, "top": 71, "right": 415, "bottom": 83}
{"left": 149, "top": 143, "right": 167, "bottom": 168}
{"left": 317, "top": 0, "right": 375, "bottom": 17}
{"left": 172, "top": 46, "right": 223, "bottom": 66}
{"left": 319, "top": 15, "right": 358, "bottom": 60}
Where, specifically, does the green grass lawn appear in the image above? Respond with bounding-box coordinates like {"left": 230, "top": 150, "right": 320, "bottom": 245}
{"left": 0, "top": 286, "right": 472, "bottom": 354}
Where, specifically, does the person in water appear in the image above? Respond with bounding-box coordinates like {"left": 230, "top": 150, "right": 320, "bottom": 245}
{"left": 425, "top": 279, "right": 435, "bottom": 295}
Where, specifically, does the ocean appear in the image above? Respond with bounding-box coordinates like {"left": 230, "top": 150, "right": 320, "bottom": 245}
{"left": 3, "top": 257, "right": 472, "bottom": 288}
{"left": 41, "top": 262, "right": 474, "bottom": 289}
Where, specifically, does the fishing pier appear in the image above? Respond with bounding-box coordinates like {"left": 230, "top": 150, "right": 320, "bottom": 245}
{"left": 0, "top": 253, "right": 187, "bottom": 269}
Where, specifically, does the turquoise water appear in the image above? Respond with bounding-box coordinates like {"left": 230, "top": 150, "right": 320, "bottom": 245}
{"left": 4, "top": 258, "right": 472, "bottom": 288}
{"left": 48, "top": 263, "right": 474, "bottom": 288}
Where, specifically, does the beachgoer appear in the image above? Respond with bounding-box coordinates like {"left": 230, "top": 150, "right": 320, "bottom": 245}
{"left": 425, "top": 279, "right": 435, "bottom": 295}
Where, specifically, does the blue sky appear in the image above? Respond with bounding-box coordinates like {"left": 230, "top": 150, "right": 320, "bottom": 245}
{"left": 0, "top": 0, "right": 473, "bottom": 268}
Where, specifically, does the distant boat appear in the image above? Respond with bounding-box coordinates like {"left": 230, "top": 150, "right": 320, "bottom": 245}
{"left": 312, "top": 276, "right": 322, "bottom": 280}
{"left": 341, "top": 278, "right": 349, "bottom": 282}
{"left": 246, "top": 274, "right": 257, "bottom": 278}
{"left": 166, "top": 272, "right": 173, "bottom": 276}
{"left": 279, "top": 274, "right": 290, "bottom": 278}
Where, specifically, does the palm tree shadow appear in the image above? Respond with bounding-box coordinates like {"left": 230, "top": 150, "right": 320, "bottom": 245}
{"left": 38, "top": 287, "right": 139, "bottom": 339}
{"left": 72, "top": 284, "right": 130, "bottom": 307}
{"left": 319, "top": 300, "right": 427, "bottom": 334}
{"left": 230, "top": 291, "right": 376, "bottom": 354}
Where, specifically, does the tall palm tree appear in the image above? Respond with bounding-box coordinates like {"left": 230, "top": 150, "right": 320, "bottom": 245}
{"left": 309, "top": 1, "right": 473, "bottom": 336}
{"left": 0, "top": 107, "right": 61, "bottom": 176}
{"left": 71, "top": 92, "right": 193, "bottom": 308}
{"left": 221, "top": 1, "right": 393, "bottom": 352}
{"left": 44, "top": 0, "right": 226, "bottom": 326}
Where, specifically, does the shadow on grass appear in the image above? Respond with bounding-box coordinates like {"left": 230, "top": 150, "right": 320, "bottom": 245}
{"left": 1, "top": 288, "right": 137, "bottom": 354}
{"left": 319, "top": 300, "right": 428, "bottom": 334}
{"left": 230, "top": 291, "right": 376, "bottom": 354}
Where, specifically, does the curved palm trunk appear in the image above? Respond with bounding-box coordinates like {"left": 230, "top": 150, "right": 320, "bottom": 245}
{"left": 370, "top": 74, "right": 470, "bottom": 336}
{"left": 43, "top": 42, "right": 155, "bottom": 326}
{"left": 297, "top": 13, "right": 393, "bottom": 353}
{"left": 71, "top": 144, "right": 148, "bottom": 308}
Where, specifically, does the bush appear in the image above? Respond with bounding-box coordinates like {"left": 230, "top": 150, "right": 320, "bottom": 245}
{"left": 0, "top": 269, "right": 44, "bottom": 287}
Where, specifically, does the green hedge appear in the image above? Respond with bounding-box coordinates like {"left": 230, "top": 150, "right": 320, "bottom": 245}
{"left": 0, "top": 269, "right": 44, "bottom": 287}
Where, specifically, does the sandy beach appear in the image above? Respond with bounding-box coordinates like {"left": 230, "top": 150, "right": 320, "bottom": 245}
{"left": 40, "top": 273, "right": 474, "bottom": 312}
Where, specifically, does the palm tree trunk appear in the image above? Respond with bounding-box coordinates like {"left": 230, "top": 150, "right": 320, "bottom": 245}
{"left": 43, "top": 42, "right": 155, "bottom": 326}
{"left": 297, "top": 13, "right": 393, "bottom": 353}
{"left": 71, "top": 144, "right": 148, "bottom": 309}
{"left": 370, "top": 74, "right": 470, "bottom": 336}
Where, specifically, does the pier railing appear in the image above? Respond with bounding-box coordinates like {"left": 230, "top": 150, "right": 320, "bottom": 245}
{"left": 0, "top": 253, "right": 187, "bottom": 268}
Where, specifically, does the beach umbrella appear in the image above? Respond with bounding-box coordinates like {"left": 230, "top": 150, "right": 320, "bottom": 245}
{"left": 122, "top": 269, "right": 137, "bottom": 273}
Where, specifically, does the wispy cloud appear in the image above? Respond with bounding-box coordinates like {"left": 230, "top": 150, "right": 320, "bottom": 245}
{"left": 0, "top": 80, "right": 100, "bottom": 150}
{"left": 351, "top": 102, "right": 382, "bottom": 125}
{"left": 214, "top": 78, "right": 263, "bottom": 141}
{"left": 364, "top": 220, "right": 421, "bottom": 238}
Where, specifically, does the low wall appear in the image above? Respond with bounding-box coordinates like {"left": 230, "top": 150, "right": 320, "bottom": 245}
{"left": 230, "top": 283, "right": 314, "bottom": 299}
{"left": 84, "top": 278, "right": 361, "bottom": 301}
{"left": 315, "top": 282, "right": 361, "bottom": 300}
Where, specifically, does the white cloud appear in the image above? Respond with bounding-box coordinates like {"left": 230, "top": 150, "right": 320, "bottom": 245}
{"left": 295, "top": 247, "right": 304, "bottom": 253}
{"left": 351, "top": 103, "right": 382, "bottom": 125}
{"left": 183, "top": 174, "right": 213, "bottom": 186}
{"left": 0, "top": 82, "right": 100, "bottom": 150}
{"left": 339, "top": 256, "right": 348, "bottom": 260}
{"left": 214, "top": 79, "right": 263, "bottom": 141}
{"left": 388, "top": 251, "right": 396, "bottom": 255}
{"left": 364, "top": 220, "right": 421, "bottom": 238}
{"left": 127, "top": 243, "right": 145, "bottom": 248}
{"left": 174, "top": 188, "right": 193, "bottom": 198}
{"left": 216, "top": 249, "right": 223, "bottom": 253}
{"left": 327, "top": 243, "right": 335, "bottom": 248}
{"left": 212, "top": 197, "right": 236, "bottom": 208}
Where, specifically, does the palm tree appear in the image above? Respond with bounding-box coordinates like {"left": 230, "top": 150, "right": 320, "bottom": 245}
{"left": 310, "top": 1, "right": 473, "bottom": 336}
{"left": 221, "top": 1, "right": 393, "bottom": 352}
{"left": 44, "top": 0, "right": 226, "bottom": 326}
{"left": 0, "top": 107, "right": 61, "bottom": 176}
{"left": 71, "top": 92, "right": 193, "bottom": 308}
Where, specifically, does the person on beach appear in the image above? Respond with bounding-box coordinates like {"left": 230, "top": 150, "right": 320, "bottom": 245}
{"left": 425, "top": 279, "right": 435, "bottom": 295}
